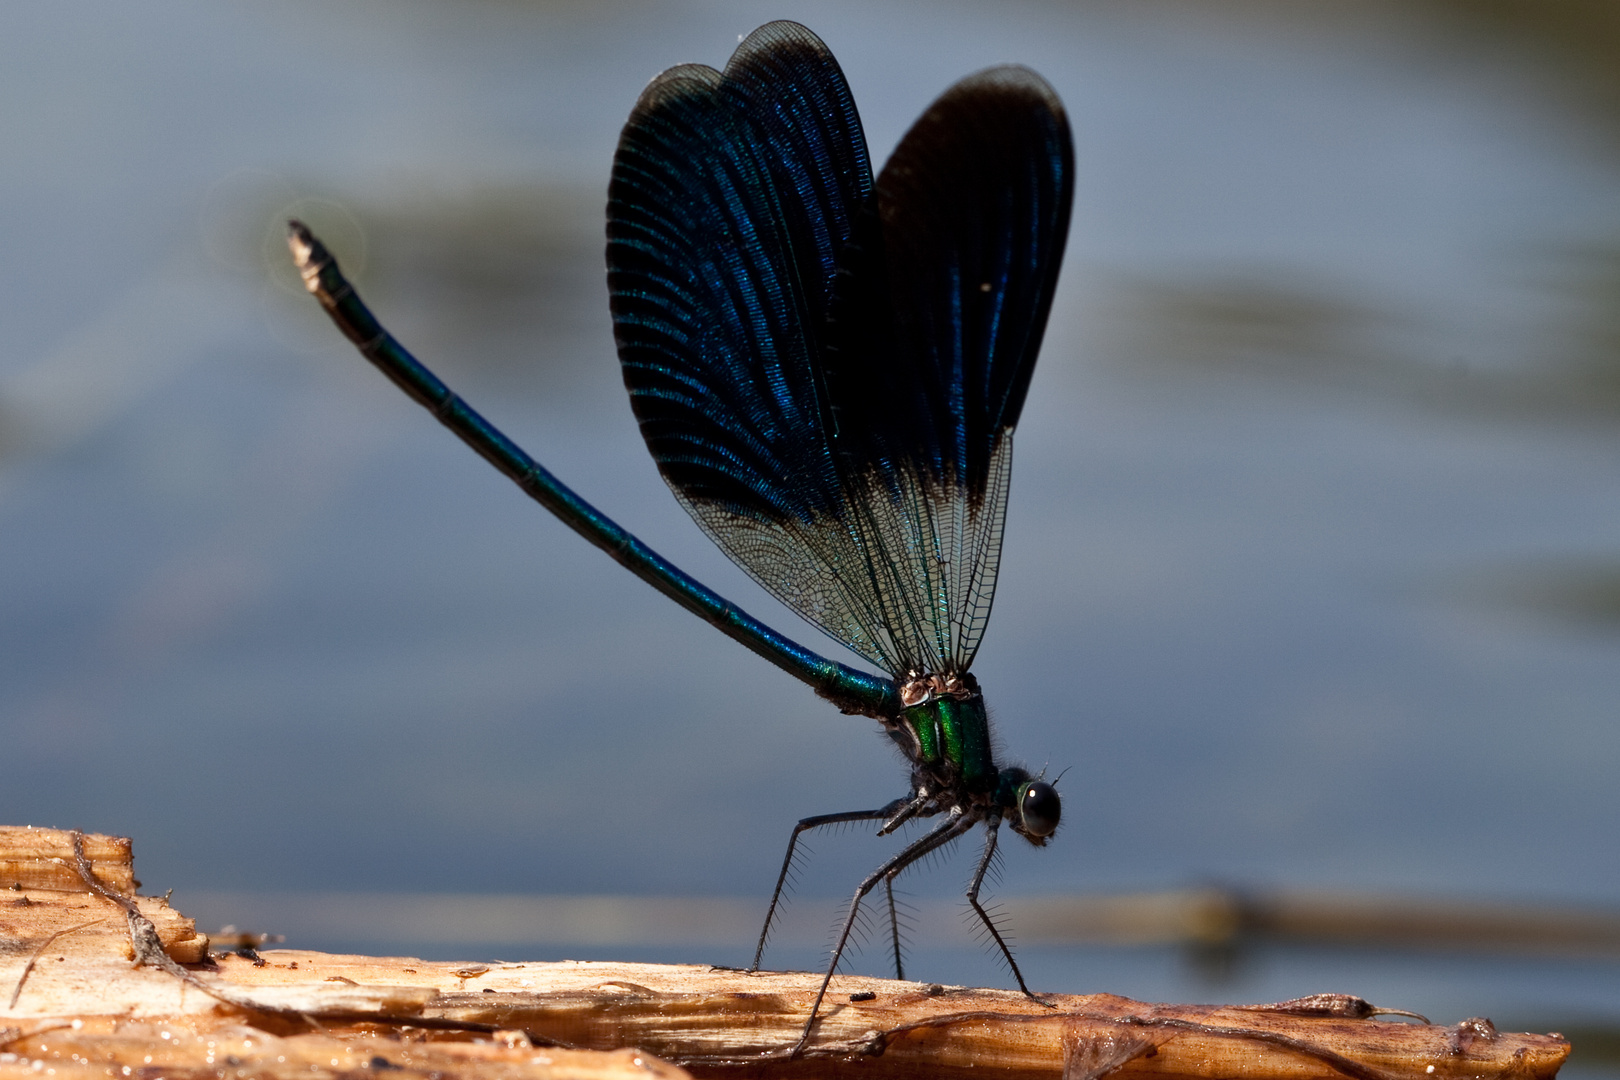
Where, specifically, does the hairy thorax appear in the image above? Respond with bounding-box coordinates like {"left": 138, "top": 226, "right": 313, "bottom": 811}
{"left": 889, "top": 670, "right": 998, "bottom": 801}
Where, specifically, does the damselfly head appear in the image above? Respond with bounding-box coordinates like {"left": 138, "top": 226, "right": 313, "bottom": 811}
{"left": 1018, "top": 781, "right": 1062, "bottom": 844}
{"left": 997, "top": 767, "right": 1062, "bottom": 845}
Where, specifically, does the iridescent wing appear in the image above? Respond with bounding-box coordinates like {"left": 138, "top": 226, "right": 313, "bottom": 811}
{"left": 817, "top": 65, "right": 1073, "bottom": 675}
{"left": 607, "top": 23, "right": 1072, "bottom": 678}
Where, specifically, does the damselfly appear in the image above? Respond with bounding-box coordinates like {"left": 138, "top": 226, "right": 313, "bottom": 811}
{"left": 291, "top": 20, "right": 1072, "bottom": 1055}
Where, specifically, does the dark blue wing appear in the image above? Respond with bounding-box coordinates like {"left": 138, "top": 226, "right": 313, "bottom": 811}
{"left": 824, "top": 66, "right": 1072, "bottom": 504}
{"left": 606, "top": 21, "right": 868, "bottom": 525}
{"left": 609, "top": 23, "right": 913, "bottom": 670}
{"left": 820, "top": 65, "right": 1075, "bottom": 669}
{"left": 607, "top": 28, "right": 1073, "bottom": 677}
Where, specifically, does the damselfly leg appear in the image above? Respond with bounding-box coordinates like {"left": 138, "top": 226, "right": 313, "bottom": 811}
{"left": 793, "top": 810, "right": 979, "bottom": 1055}
{"left": 752, "top": 796, "right": 919, "bottom": 977}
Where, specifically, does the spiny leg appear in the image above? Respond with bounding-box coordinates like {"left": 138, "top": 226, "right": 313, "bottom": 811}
{"left": 965, "top": 815, "right": 1050, "bottom": 1004}
{"left": 884, "top": 876, "right": 904, "bottom": 980}
{"left": 751, "top": 797, "right": 914, "bottom": 973}
{"left": 877, "top": 792, "right": 932, "bottom": 979}
{"left": 794, "top": 810, "right": 978, "bottom": 1056}
{"left": 876, "top": 793, "right": 929, "bottom": 836}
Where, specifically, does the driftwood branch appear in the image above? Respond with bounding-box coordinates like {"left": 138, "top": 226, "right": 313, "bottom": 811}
{"left": 0, "top": 826, "right": 1570, "bottom": 1080}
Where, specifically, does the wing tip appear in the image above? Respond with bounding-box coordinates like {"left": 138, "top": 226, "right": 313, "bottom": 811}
{"left": 732, "top": 20, "right": 832, "bottom": 64}
{"left": 940, "top": 64, "right": 1070, "bottom": 130}
{"left": 630, "top": 62, "right": 723, "bottom": 115}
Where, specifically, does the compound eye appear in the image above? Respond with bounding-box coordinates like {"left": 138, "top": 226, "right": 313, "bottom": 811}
{"left": 1020, "top": 782, "right": 1061, "bottom": 838}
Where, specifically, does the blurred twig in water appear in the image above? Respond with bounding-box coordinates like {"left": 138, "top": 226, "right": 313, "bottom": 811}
{"left": 1016, "top": 887, "right": 1620, "bottom": 961}
{"left": 1418, "top": 0, "right": 1620, "bottom": 156}
{"left": 1102, "top": 2, "right": 1620, "bottom": 420}
{"left": 1440, "top": 558, "right": 1620, "bottom": 629}
{"left": 1101, "top": 272, "right": 1620, "bottom": 422}
{"left": 188, "top": 885, "right": 1620, "bottom": 961}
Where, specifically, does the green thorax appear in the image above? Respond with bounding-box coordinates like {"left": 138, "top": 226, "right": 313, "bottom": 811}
{"left": 899, "top": 673, "right": 996, "bottom": 791}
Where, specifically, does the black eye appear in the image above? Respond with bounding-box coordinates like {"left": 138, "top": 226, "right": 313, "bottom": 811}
{"left": 1020, "top": 782, "right": 1061, "bottom": 838}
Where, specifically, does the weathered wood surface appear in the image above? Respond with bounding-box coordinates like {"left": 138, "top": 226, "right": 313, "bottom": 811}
{"left": 198, "top": 952, "right": 1571, "bottom": 1080}
{"left": 0, "top": 1018, "right": 681, "bottom": 1080}
{"left": 0, "top": 828, "right": 139, "bottom": 896}
{"left": 0, "top": 827, "right": 1571, "bottom": 1080}
{"left": 0, "top": 826, "right": 207, "bottom": 968}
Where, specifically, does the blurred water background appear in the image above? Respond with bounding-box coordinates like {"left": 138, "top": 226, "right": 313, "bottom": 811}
{"left": 3, "top": 0, "right": 1620, "bottom": 1068}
